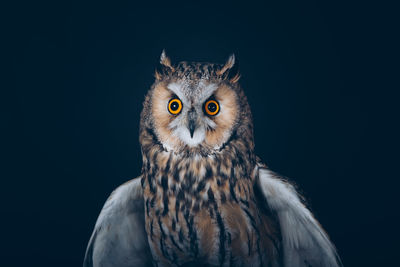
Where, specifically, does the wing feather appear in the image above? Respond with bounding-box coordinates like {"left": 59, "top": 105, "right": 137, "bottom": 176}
{"left": 256, "top": 165, "right": 342, "bottom": 267}
{"left": 83, "top": 177, "right": 152, "bottom": 267}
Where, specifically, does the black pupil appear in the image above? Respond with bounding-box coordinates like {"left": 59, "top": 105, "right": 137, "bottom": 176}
{"left": 208, "top": 102, "right": 217, "bottom": 113}
{"left": 170, "top": 101, "right": 179, "bottom": 111}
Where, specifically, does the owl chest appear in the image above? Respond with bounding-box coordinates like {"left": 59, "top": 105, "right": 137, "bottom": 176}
{"left": 141, "top": 152, "right": 270, "bottom": 265}
{"left": 144, "top": 193, "right": 267, "bottom": 266}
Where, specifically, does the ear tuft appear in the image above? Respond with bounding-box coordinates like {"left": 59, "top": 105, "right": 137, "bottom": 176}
{"left": 225, "top": 54, "right": 236, "bottom": 69}
{"left": 217, "top": 54, "right": 240, "bottom": 83}
{"left": 160, "top": 50, "right": 173, "bottom": 69}
{"left": 155, "top": 50, "right": 175, "bottom": 80}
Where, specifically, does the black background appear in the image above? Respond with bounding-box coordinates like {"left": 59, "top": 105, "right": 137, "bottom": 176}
{"left": 2, "top": 1, "right": 399, "bottom": 266}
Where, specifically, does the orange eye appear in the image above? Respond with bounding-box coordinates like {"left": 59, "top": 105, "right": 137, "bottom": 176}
{"left": 168, "top": 98, "right": 182, "bottom": 115}
{"left": 204, "top": 99, "right": 219, "bottom": 116}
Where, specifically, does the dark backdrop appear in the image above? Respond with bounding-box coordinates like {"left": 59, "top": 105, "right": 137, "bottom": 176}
{"left": 2, "top": 1, "right": 398, "bottom": 266}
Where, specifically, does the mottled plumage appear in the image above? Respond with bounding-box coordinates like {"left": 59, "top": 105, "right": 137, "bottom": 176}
{"left": 84, "top": 52, "right": 341, "bottom": 267}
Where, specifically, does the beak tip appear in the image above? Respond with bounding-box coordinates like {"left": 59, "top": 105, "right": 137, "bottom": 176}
{"left": 188, "top": 109, "right": 197, "bottom": 138}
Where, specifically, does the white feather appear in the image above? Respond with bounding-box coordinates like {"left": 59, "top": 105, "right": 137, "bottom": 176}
{"left": 257, "top": 166, "right": 342, "bottom": 267}
{"left": 83, "top": 177, "right": 152, "bottom": 267}
{"left": 167, "top": 82, "right": 188, "bottom": 103}
{"left": 197, "top": 81, "right": 218, "bottom": 103}
{"left": 174, "top": 125, "right": 206, "bottom": 147}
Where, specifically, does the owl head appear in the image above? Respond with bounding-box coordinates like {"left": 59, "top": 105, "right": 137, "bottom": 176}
{"left": 140, "top": 51, "right": 254, "bottom": 156}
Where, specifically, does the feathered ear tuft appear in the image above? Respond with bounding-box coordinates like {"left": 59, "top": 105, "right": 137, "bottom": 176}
{"left": 160, "top": 50, "right": 173, "bottom": 69}
{"left": 217, "top": 54, "right": 240, "bottom": 83}
{"left": 155, "top": 50, "right": 175, "bottom": 80}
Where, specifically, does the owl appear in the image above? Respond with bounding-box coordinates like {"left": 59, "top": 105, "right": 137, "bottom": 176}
{"left": 83, "top": 51, "right": 341, "bottom": 267}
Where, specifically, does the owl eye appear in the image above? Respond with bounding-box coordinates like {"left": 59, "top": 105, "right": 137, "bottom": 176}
{"left": 204, "top": 99, "right": 220, "bottom": 116}
{"left": 168, "top": 98, "right": 182, "bottom": 115}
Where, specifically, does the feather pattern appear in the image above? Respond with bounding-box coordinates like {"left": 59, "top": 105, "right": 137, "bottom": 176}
{"left": 83, "top": 177, "right": 152, "bottom": 267}
{"left": 84, "top": 53, "right": 341, "bottom": 266}
{"left": 256, "top": 165, "right": 342, "bottom": 267}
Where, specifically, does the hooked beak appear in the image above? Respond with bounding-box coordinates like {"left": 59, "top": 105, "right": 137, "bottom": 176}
{"left": 187, "top": 108, "right": 197, "bottom": 138}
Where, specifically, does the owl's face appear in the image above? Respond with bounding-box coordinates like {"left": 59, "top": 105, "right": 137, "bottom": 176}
{"left": 142, "top": 52, "right": 251, "bottom": 155}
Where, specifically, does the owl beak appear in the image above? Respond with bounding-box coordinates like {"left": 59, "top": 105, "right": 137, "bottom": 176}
{"left": 187, "top": 109, "right": 197, "bottom": 138}
{"left": 189, "top": 120, "right": 196, "bottom": 138}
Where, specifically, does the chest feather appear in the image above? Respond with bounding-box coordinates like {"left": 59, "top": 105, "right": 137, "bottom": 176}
{"left": 141, "top": 152, "right": 277, "bottom": 266}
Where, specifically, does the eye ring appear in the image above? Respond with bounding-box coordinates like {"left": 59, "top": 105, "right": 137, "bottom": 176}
{"left": 168, "top": 98, "right": 182, "bottom": 115}
{"left": 204, "top": 99, "right": 220, "bottom": 116}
